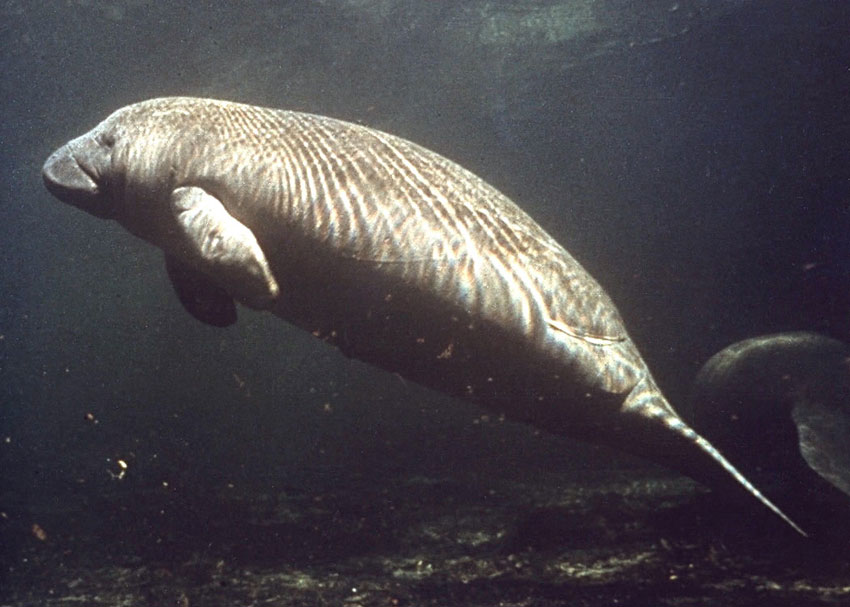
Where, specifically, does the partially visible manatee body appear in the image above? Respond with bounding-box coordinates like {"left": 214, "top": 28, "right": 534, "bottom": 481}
{"left": 42, "top": 97, "right": 802, "bottom": 535}
{"left": 693, "top": 332, "right": 850, "bottom": 537}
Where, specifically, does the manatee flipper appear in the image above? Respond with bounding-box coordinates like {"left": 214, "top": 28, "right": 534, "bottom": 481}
{"left": 165, "top": 255, "right": 237, "bottom": 327}
{"left": 169, "top": 186, "right": 279, "bottom": 310}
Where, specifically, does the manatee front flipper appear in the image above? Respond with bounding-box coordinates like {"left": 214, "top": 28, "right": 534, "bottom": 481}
{"left": 169, "top": 186, "right": 279, "bottom": 312}
{"left": 165, "top": 255, "right": 237, "bottom": 327}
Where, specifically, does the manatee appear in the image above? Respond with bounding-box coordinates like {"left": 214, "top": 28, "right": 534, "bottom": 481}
{"left": 42, "top": 97, "right": 803, "bottom": 535}
{"left": 692, "top": 332, "right": 850, "bottom": 538}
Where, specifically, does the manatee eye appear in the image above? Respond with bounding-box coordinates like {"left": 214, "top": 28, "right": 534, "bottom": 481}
{"left": 95, "top": 132, "right": 116, "bottom": 148}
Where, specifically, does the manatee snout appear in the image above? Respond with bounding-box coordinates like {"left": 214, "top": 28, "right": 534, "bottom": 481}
{"left": 43, "top": 132, "right": 114, "bottom": 219}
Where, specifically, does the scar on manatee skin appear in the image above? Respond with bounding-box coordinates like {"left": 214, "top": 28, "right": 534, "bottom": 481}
{"left": 343, "top": 253, "right": 441, "bottom": 264}
{"left": 547, "top": 318, "right": 624, "bottom": 346}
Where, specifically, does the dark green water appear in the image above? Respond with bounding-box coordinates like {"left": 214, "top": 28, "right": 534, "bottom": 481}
{"left": 2, "top": 2, "right": 849, "bottom": 605}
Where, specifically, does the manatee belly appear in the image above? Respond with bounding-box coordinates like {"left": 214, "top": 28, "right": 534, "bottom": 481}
{"left": 262, "top": 236, "right": 638, "bottom": 432}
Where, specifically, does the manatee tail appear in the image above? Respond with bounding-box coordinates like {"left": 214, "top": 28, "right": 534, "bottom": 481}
{"left": 623, "top": 375, "right": 808, "bottom": 537}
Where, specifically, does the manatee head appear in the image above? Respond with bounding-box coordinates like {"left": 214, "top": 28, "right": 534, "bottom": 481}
{"left": 42, "top": 113, "right": 126, "bottom": 220}
{"left": 42, "top": 98, "right": 230, "bottom": 243}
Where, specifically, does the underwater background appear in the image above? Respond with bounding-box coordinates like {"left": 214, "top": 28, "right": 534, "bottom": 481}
{"left": 2, "top": 1, "right": 849, "bottom": 605}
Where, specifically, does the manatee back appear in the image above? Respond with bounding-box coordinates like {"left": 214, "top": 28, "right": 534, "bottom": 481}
{"left": 120, "top": 98, "right": 643, "bottom": 397}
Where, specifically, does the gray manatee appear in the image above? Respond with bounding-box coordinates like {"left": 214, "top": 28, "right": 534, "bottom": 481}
{"left": 42, "top": 97, "right": 803, "bottom": 535}
{"left": 693, "top": 332, "right": 850, "bottom": 537}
